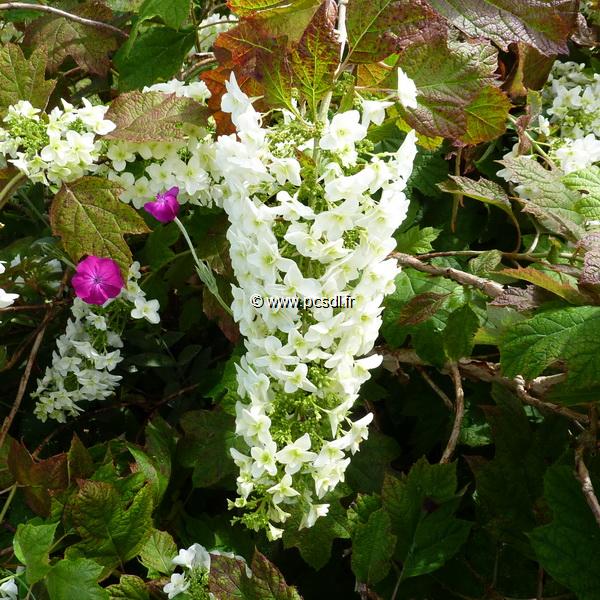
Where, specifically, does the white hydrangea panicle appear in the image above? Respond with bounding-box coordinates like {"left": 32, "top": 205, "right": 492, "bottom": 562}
{"left": 32, "top": 263, "right": 160, "bottom": 422}
{"left": 0, "top": 99, "right": 115, "bottom": 189}
{"left": 213, "top": 75, "right": 417, "bottom": 534}
{"left": 522, "top": 60, "right": 600, "bottom": 174}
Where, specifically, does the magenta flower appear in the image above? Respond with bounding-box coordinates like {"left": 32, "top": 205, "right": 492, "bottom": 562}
{"left": 71, "top": 256, "right": 124, "bottom": 305}
{"left": 144, "top": 186, "right": 180, "bottom": 223}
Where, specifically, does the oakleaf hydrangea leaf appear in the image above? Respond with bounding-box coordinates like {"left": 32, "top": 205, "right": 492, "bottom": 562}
{"left": 0, "top": 43, "right": 56, "bottom": 118}
{"left": 50, "top": 177, "right": 150, "bottom": 275}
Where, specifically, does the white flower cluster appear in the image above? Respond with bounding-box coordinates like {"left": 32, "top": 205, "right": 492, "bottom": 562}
{"left": 104, "top": 80, "right": 217, "bottom": 209}
{"left": 0, "top": 261, "right": 19, "bottom": 309}
{"left": 538, "top": 61, "right": 600, "bottom": 173}
{"left": 163, "top": 542, "right": 250, "bottom": 599}
{"left": 212, "top": 76, "right": 416, "bottom": 536}
{"left": 0, "top": 577, "right": 17, "bottom": 600}
{"left": 32, "top": 263, "right": 160, "bottom": 422}
{"left": 195, "top": 13, "right": 237, "bottom": 52}
{"left": 0, "top": 99, "right": 115, "bottom": 188}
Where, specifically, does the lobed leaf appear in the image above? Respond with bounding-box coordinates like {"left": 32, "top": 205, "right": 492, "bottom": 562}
{"left": 500, "top": 306, "right": 600, "bottom": 391}
{"left": 24, "top": 1, "right": 119, "bottom": 76}
{"left": 397, "top": 38, "right": 500, "bottom": 140}
{"left": 427, "top": 0, "right": 578, "bottom": 56}
{"left": 50, "top": 177, "right": 150, "bottom": 275}
{"left": 346, "top": 0, "right": 446, "bottom": 64}
{"left": 0, "top": 44, "right": 56, "bottom": 118}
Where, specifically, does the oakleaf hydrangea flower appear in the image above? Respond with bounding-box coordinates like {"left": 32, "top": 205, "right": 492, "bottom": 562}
{"left": 33, "top": 262, "right": 161, "bottom": 422}
{"left": 397, "top": 67, "right": 419, "bottom": 109}
{"left": 0, "top": 99, "right": 115, "bottom": 189}
{"left": 144, "top": 186, "right": 180, "bottom": 223}
{"left": 0, "top": 261, "right": 19, "bottom": 309}
{"left": 71, "top": 256, "right": 124, "bottom": 305}
{"left": 209, "top": 74, "right": 418, "bottom": 535}
{"left": 0, "top": 578, "right": 18, "bottom": 600}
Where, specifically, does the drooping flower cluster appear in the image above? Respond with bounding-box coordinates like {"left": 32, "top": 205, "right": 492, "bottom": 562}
{"left": 32, "top": 261, "right": 160, "bottom": 422}
{"left": 104, "top": 80, "right": 217, "bottom": 209}
{"left": 0, "top": 99, "right": 115, "bottom": 188}
{"left": 211, "top": 76, "right": 417, "bottom": 536}
{"left": 535, "top": 61, "right": 600, "bottom": 173}
{"left": 0, "top": 261, "right": 19, "bottom": 309}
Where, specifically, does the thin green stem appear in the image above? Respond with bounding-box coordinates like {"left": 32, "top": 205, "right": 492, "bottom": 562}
{"left": 0, "top": 173, "right": 26, "bottom": 212}
{"left": 0, "top": 484, "right": 16, "bottom": 525}
{"left": 173, "top": 217, "right": 232, "bottom": 316}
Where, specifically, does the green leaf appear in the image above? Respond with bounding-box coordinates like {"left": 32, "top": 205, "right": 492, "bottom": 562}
{"left": 382, "top": 458, "right": 472, "bottom": 579}
{"left": 138, "top": 529, "right": 177, "bottom": 576}
{"left": 438, "top": 176, "right": 514, "bottom": 219}
{"left": 14, "top": 521, "right": 57, "bottom": 584}
{"left": 443, "top": 304, "right": 479, "bottom": 360}
{"left": 530, "top": 464, "right": 600, "bottom": 600}
{"left": 50, "top": 177, "right": 150, "bottom": 275}
{"left": 68, "top": 482, "right": 154, "bottom": 569}
{"left": 500, "top": 306, "right": 600, "bottom": 389}
{"left": 382, "top": 267, "right": 466, "bottom": 348}
{"left": 398, "top": 38, "right": 499, "bottom": 140}
{"left": 209, "top": 550, "right": 302, "bottom": 599}
{"left": 346, "top": 0, "right": 446, "bottom": 63}
{"left": 68, "top": 434, "right": 95, "bottom": 482}
{"left": 499, "top": 266, "right": 585, "bottom": 304}
{"left": 0, "top": 43, "right": 56, "bottom": 118}
{"left": 283, "top": 499, "right": 350, "bottom": 570}
{"left": 106, "top": 91, "right": 208, "bottom": 142}
{"left": 107, "top": 575, "right": 149, "bottom": 600}
{"left": 128, "top": 418, "right": 173, "bottom": 506}
{"left": 351, "top": 508, "right": 397, "bottom": 584}
{"left": 114, "top": 26, "right": 195, "bottom": 91}
{"left": 407, "top": 149, "right": 449, "bottom": 198}
{"left": 46, "top": 558, "right": 109, "bottom": 600}
{"left": 395, "top": 226, "right": 441, "bottom": 254}
{"left": 470, "top": 386, "right": 567, "bottom": 546}
{"left": 346, "top": 430, "right": 401, "bottom": 494}
{"left": 498, "top": 156, "right": 585, "bottom": 241}
{"left": 290, "top": 0, "right": 340, "bottom": 116}
{"left": 137, "top": 0, "right": 191, "bottom": 29}
{"left": 460, "top": 85, "right": 511, "bottom": 144}
{"left": 564, "top": 165, "right": 600, "bottom": 219}
{"left": 23, "top": 2, "right": 119, "bottom": 76}
{"left": 469, "top": 250, "right": 503, "bottom": 276}
{"left": 177, "top": 410, "right": 238, "bottom": 487}
{"left": 427, "top": 0, "right": 577, "bottom": 55}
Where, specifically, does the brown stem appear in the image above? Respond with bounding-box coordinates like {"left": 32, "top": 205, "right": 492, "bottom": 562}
{"left": 514, "top": 378, "right": 586, "bottom": 428}
{"left": 440, "top": 363, "right": 465, "bottom": 463}
{"left": 0, "top": 273, "right": 68, "bottom": 449}
{"left": 417, "top": 366, "right": 453, "bottom": 410}
{"left": 392, "top": 252, "right": 505, "bottom": 298}
{"left": 0, "top": 3, "right": 128, "bottom": 38}
{"left": 379, "top": 347, "right": 589, "bottom": 426}
{"left": 0, "top": 312, "right": 51, "bottom": 449}
{"left": 575, "top": 445, "right": 600, "bottom": 527}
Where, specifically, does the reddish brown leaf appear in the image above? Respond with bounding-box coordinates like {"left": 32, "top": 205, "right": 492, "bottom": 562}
{"left": 24, "top": 1, "right": 119, "bottom": 76}
{"left": 398, "top": 292, "right": 450, "bottom": 326}
{"left": 7, "top": 441, "right": 68, "bottom": 516}
{"left": 490, "top": 285, "right": 549, "bottom": 310}
{"left": 346, "top": 0, "right": 447, "bottom": 64}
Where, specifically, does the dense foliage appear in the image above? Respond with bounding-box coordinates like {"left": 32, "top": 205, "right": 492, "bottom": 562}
{"left": 0, "top": 0, "right": 599, "bottom": 598}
